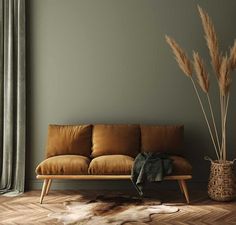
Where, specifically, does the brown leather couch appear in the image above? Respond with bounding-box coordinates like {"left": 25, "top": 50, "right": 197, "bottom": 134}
{"left": 36, "top": 124, "right": 192, "bottom": 204}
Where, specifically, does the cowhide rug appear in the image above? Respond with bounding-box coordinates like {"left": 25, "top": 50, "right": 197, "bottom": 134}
{"left": 48, "top": 194, "right": 179, "bottom": 225}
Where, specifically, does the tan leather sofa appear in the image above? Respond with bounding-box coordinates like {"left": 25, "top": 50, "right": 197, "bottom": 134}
{"left": 36, "top": 124, "right": 192, "bottom": 204}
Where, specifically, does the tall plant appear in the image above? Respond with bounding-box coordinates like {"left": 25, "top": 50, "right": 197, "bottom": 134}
{"left": 166, "top": 6, "right": 236, "bottom": 163}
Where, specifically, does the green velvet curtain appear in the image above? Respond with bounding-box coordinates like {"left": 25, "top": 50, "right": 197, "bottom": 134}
{"left": 0, "top": 0, "right": 25, "bottom": 194}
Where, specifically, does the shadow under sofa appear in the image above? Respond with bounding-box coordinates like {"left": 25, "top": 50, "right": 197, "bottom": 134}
{"left": 36, "top": 124, "right": 192, "bottom": 204}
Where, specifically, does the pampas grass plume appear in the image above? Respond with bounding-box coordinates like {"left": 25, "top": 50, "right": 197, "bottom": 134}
{"left": 193, "top": 51, "right": 210, "bottom": 93}
{"left": 198, "top": 5, "right": 221, "bottom": 78}
{"left": 229, "top": 40, "right": 236, "bottom": 71}
{"left": 219, "top": 56, "right": 232, "bottom": 96}
{"left": 165, "top": 35, "right": 192, "bottom": 77}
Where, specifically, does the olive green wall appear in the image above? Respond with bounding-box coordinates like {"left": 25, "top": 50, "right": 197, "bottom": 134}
{"left": 26, "top": 0, "right": 236, "bottom": 190}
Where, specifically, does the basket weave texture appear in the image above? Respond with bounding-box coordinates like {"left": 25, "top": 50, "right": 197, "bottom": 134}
{"left": 208, "top": 161, "right": 236, "bottom": 201}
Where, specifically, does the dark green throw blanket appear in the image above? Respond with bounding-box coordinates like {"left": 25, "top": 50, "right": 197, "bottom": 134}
{"left": 131, "top": 152, "right": 173, "bottom": 196}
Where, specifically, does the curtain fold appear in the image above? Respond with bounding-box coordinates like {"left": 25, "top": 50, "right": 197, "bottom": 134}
{"left": 0, "top": 0, "right": 25, "bottom": 194}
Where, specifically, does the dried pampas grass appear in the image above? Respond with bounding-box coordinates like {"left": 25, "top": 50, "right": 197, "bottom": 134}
{"left": 198, "top": 5, "right": 222, "bottom": 78}
{"left": 219, "top": 56, "right": 232, "bottom": 96}
{"left": 165, "top": 5, "right": 235, "bottom": 162}
{"left": 165, "top": 35, "right": 192, "bottom": 77}
{"left": 193, "top": 51, "right": 210, "bottom": 93}
{"left": 229, "top": 40, "right": 236, "bottom": 71}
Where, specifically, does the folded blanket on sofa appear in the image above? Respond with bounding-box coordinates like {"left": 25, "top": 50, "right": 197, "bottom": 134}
{"left": 131, "top": 152, "right": 173, "bottom": 196}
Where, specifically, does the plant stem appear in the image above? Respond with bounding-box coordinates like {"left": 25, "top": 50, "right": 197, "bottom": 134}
{"left": 224, "top": 94, "right": 230, "bottom": 123}
{"left": 207, "top": 94, "right": 221, "bottom": 152}
{"left": 190, "top": 78, "right": 220, "bottom": 160}
{"left": 220, "top": 93, "right": 224, "bottom": 161}
{"left": 221, "top": 95, "right": 226, "bottom": 162}
{"left": 222, "top": 96, "right": 225, "bottom": 162}
{"left": 222, "top": 94, "right": 230, "bottom": 162}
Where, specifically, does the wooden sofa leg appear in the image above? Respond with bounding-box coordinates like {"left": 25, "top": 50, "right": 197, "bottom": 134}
{"left": 179, "top": 179, "right": 190, "bottom": 204}
{"left": 178, "top": 180, "right": 184, "bottom": 193}
{"left": 40, "top": 179, "right": 49, "bottom": 204}
{"left": 45, "top": 179, "right": 52, "bottom": 195}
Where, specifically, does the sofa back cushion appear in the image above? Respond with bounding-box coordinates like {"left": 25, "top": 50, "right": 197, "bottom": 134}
{"left": 92, "top": 124, "right": 140, "bottom": 158}
{"left": 141, "top": 125, "right": 184, "bottom": 153}
{"left": 46, "top": 124, "right": 92, "bottom": 158}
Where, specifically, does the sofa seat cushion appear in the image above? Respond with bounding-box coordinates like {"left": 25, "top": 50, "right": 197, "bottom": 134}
{"left": 88, "top": 155, "right": 134, "bottom": 175}
{"left": 36, "top": 155, "right": 90, "bottom": 175}
{"left": 88, "top": 155, "right": 191, "bottom": 176}
{"left": 170, "top": 156, "right": 192, "bottom": 175}
{"left": 92, "top": 124, "right": 140, "bottom": 158}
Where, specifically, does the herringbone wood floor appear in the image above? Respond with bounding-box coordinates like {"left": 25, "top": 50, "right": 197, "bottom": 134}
{"left": 0, "top": 190, "right": 235, "bottom": 225}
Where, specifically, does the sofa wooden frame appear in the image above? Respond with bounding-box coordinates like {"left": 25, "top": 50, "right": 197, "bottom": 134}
{"left": 37, "top": 174, "right": 192, "bottom": 204}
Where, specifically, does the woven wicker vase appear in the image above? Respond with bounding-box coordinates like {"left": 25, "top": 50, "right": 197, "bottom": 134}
{"left": 208, "top": 160, "right": 236, "bottom": 201}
